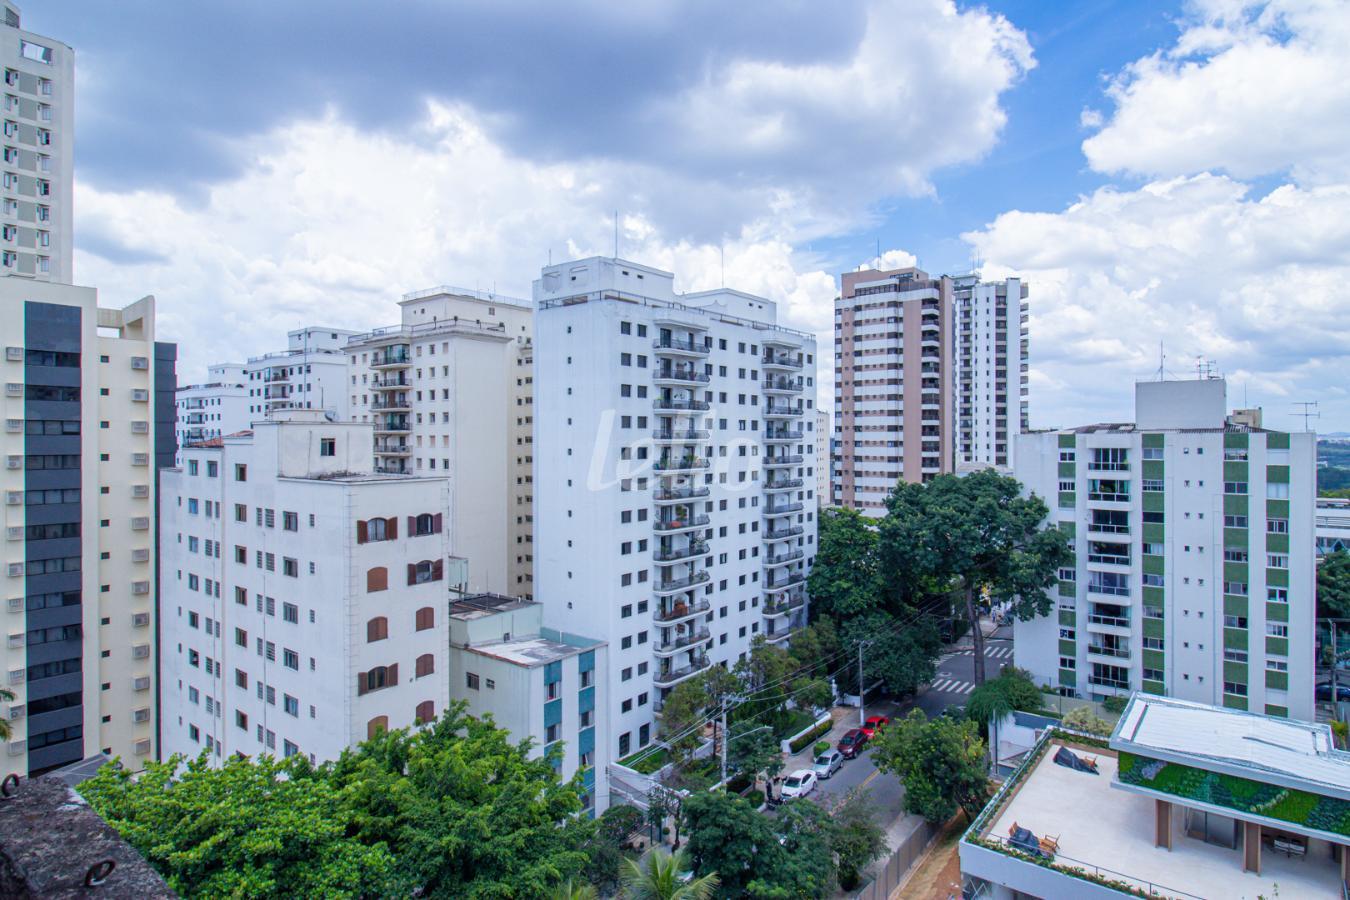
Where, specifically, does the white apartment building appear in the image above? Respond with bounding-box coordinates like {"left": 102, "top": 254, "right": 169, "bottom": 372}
{"left": 448, "top": 593, "right": 608, "bottom": 812}
{"left": 174, "top": 362, "right": 247, "bottom": 459}
{"left": 159, "top": 411, "right": 461, "bottom": 765}
{"left": 345, "top": 287, "right": 533, "bottom": 597}
{"left": 0, "top": 3, "right": 71, "bottom": 283}
{"left": 533, "top": 256, "right": 818, "bottom": 762}
{"left": 1317, "top": 497, "right": 1350, "bottom": 557}
{"left": 1015, "top": 379, "right": 1316, "bottom": 721}
{"left": 953, "top": 274, "right": 1028, "bottom": 472}
{"left": 2, "top": 281, "right": 175, "bottom": 777}
{"left": 815, "top": 407, "right": 830, "bottom": 503}
{"left": 243, "top": 326, "right": 355, "bottom": 421}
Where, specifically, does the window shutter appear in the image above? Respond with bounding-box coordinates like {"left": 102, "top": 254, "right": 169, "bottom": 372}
{"left": 387, "top": 516, "right": 398, "bottom": 539}
{"left": 356, "top": 519, "right": 367, "bottom": 544}
{"left": 407, "top": 563, "right": 417, "bottom": 585}
{"left": 357, "top": 672, "right": 367, "bottom": 696}
{"left": 433, "top": 513, "right": 443, "bottom": 533}
{"left": 408, "top": 515, "right": 416, "bottom": 535}
{"left": 388, "top": 663, "right": 399, "bottom": 686}
{"left": 432, "top": 559, "right": 443, "bottom": 581}
{"left": 416, "top": 653, "right": 434, "bottom": 677}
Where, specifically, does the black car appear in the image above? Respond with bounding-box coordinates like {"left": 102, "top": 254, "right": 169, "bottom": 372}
{"left": 1316, "top": 681, "right": 1350, "bottom": 702}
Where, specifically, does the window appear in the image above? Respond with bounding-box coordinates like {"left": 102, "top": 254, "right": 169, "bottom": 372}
{"left": 1224, "top": 514, "right": 1248, "bottom": 529}
{"left": 415, "top": 607, "right": 434, "bottom": 631}
{"left": 283, "top": 557, "right": 299, "bottom": 577}
{"left": 283, "top": 511, "right": 298, "bottom": 531}
{"left": 413, "top": 513, "right": 440, "bottom": 535}
{"left": 416, "top": 653, "right": 435, "bottom": 677}
{"left": 416, "top": 700, "right": 435, "bottom": 723}
{"left": 367, "top": 616, "right": 389, "bottom": 642}
{"left": 358, "top": 517, "right": 397, "bottom": 543}
{"left": 1266, "top": 623, "right": 1288, "bottom": 638}
{"left": 235, "top": 464, "right": 247, "bottom": 482}
{"left": 408, "top": 559, "right": 443, "bottom": 584}
{"left": 1268, "top": 587, "right": 1288, "bottom": 603}
{"left": 1224, "top": 615, "right": 1248, "bottom": 629}
{"left": 1267, "top": 554, "right": 1288, "bottom": 569}
{"left": 1223, "top": 481, "right": 1248, "bottom": 495}
{"left": 283, "top": 649, "right": 300, "bottom": 670}
{"left": 283, "top": 602, "right": 298, "bottom": 623}
{"left": 366, "top": 566, "right": 388, "bottom": 592}
{"left": 361, "top": 665, "right": 397, "bottom": 694}
{"left": 1224, "top": 681, "right": 1249, "bottom": 697}
{"left": 1267, "top": 518, "right": 1289, "bottom": 534}
{"left": 367, "top": 716, "right": 389, "bottom": 740}
{"left": 320, "top": 438, "right": 335, "bottom": 457}
{"left": 284, "top": 694, "right": 299, "bottom": 717}
{"left": 466, "top": 672, "right": 480, "bottom": 690}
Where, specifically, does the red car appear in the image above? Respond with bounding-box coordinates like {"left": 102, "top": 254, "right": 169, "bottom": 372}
{"left": 861, "top": 715, "right": 889, "bottom": 738}
{"left": 837, "top": 728, "right": 869, "bottom": 759}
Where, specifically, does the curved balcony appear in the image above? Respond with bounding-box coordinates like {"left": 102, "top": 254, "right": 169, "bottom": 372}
{"left": 654, "top": 540, "right": 708, "bottom": 563}
{"left": 654, "top": 654, "right": 711, "bottom": 688}
{"left": 764, "top": 591, "right": 806, "bottom": 616}
{"left": 764, "top": 453, "right": 803, "bottom": 468}
{"left": 654, "top": 514, "right": 710, "bottom": 534}
{"left": 765, "top": 477, "right": 803, "bottom": 492}
{"left": 762, "top": 352, "right": 803, "bottom": 371}
{"left": 763, "top": 404, "right": 803, "bottom": 419}
{"left": 653, "top": 456, "right": 710, "bottom": 474}
{"left": 763, "top": 502, "right": 804, "bottom": 517}
{"left": 765, "top": 570, "right": 806, "bottom": 591}
{"left": 654, "top": 486, "right": 710, "bottom": 504}
{"left": 371, "top": 397, "right": 411, "bottom": 412}
{"left": 652, "top": 428, "right": 710, "bottom": 444}
{"left": 653, "top": 336, "right": 709, "bottom": 357}
{"left": 374, "top": 417, "right": 411, "bottom": 435}
{"left": 653, "top": 397, "right": 710, "bottom": 412}
{"left": 654, "top": 627, "right": 710, "bottom": 657}
{"left": 765, "top": 626, "right": 799, "bottom": 645}
{"left": 370, "top": 375, "right": 410, "bottom": 391}
{"left": 371, "top": 346, "right": 412, "bottom": 369}
{"left": 764, "top": 525, "right": 803, "bottom": 540}
{"left": 764, "top": 428, "right": 805, "bottom": 443}
{"left": 654, "top": 570, "right": 711, "bottom": 595}
{"left": 655, "top": 599, "right": 710, "bottom": 624}
{"left": 373, "top": 443, "right": 411, "bottom": 457}
{"left": 654, "top": 367, "right": 709, "bottom": 387}
{"left": 763, "top": 376, "right": 804, "bottom": 395}
{"left": 764, "top": 549, "right": 804, "bottom": 567}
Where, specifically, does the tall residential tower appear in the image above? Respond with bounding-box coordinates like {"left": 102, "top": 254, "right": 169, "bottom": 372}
{"left": 953, "top": 274, "right": 1028, "bottom": 472}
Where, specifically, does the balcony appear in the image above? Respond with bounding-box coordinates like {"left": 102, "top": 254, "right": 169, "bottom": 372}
{"left": 655, "top": 627, "right": 710, "bottom": 656}
{"left": 765, "top": 570, "right": 806, "bottom": 590}
{"left": 370, "top": 375, "right": 410, "bottom": 390}
{"left": 764, "top": 477, "right": 803, "bottom": 492}
{"left": 762, "top": 351, "right": 803, "bottom": 370}
{"left": 654, "top": 367, "right": 709, "bottom": 386}
{"left": 652, "top": 336, "right": 709, "bottom": 357}
{"left": 765, "top": 625, "right": 801, "bottom": 644}
{"left": 652, "top": 428, "right": 710, "bottom": 443}
{"left": 764, "top": 592, "right": 806, "bottom": 616}
{"left": 653, "top": 397, "right": 710, "bottom": 412}
{"left": 654, "top": 486, "right": 710, "bottom": 504}
{"left": 654, "top": 655, "right": 711, "bottom": 687}
{"left": 653, "top": 456, "right": 710, "bottom": 473}
{"left": 654, "top": 571, "right": 711, "bottom": 594}
{"left": 764, "top": 549, "right": 804, "bottom": 566}
{"left": 764, "top": 453, "right": 803, "bottom": 467}
{"left": 763, "top": 404, "right": 803, "bottom": 419}
{"left": 764, "top": 525, "right": 803, "bottom": 540}
{"left": 654, "top": 540, "right": 708, "bottom": 563}
{"left": 374, "top": 417, "right": 411, "bottom": 435}
{"left": 371, "top": 397, "right": 411, "bottom": 412}
{"left": 763, "top": 502, "right": 803, "bottom": 516}
{"left": 1086, "top": 644, "right": 1131, "bottom": 662}
{"left": 373, "top": 443, "right": 411, "bottom": 456}
{"left": 654, "top": 514, "right": 709, "bottom": 534}
{"left": 763, "top": 376, "right": 804, "bottom": 394}
{"left": 764, "top": 428, "right": 805, "bottom": 443}
{"left": 655, "top": 599, "right": 711, "bottom": 624}
{"left": 371, "top": 346, "right": 412, "bottom": 368}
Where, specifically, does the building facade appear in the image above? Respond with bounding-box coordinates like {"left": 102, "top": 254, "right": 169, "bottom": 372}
{"left": 345, "top": 287, "right": 532, "bottom": 597}
{"left": 1014, "top": 379, "right": 1316, "bottom": 721}
{"left": 815, "top": 407, "right": 830, "bottom": 503}
{"left": 448, "top": 593, "right": 608, "bottom": 812}
{"left": 2, "top": 282, "right": 175, "bottom": 777}
{"left": 174, "top": 362, "right": 247, "bottom": 459}
{"left": 832, "top": 266, "right": 954, "bottom": 514}
{"left": 243, "top": 327, "right": 355, "bottom": 421}
{"left": 533, "top": 256, "right": 818, "bottom": 761}
{"left": 1316, "top": 497, "right": 1350, "bottom": 557}
{"left": 0, "top": 3, "right": 71, "bottom": 283}
{"left": 159, "top": 411, "right": 460, "bottom": 765}
{"left": 953, "top": 274, "right": 1028, "bottom": 473}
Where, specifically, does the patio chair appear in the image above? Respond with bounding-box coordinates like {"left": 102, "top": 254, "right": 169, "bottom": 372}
{"left": 1039, "top": 834, "right": 1060, "bottom": 855}
{"left": 1082, "top": 754, "right": 1099, "bottom": 772}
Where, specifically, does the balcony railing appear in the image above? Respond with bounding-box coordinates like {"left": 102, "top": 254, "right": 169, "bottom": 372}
{"left": 764, "top": 525, "right": 803, "bottom": 540}
{"left": 1087, "top": 645, "right": 1131, "bottom": 660}
{"left": 371, "top": 347, "right": 412, "bottom": 367}
{"left": 764, "top": 594, "right": 806, "bottom": 615}
{"left": 764, "top": 549, "right": 804, "bottom": 566}
{"left": 655, "top": 655, "right": 711, "bottom": 687}
{"left": 1087, "top": 613, "right": 1130, "bottom": 628}
{"left": 652, "top": 429, "right": 710, "bottom": 442}
{"left": 371, "top": 398, "right": 411, "bottom": 411}
{"left": 765, "top": 571, "right": 805, "bottom": 590}
{"left": 654, "top": 514, "right": 710, "bottom": 533}
{"left": 1087, "top": 522, "right": 1130, "bottom": 535}
{"left": 763, "top": 376, "right": 804, "bottom": 392}
{"left": 653, "top": 398, "right": 710, "bottom": 412}
{"left": 655, "top": 599, "right": 711, "bottom": 623}
{"left": 655, "top": 571, "right": 711, "bottom": 593}
{"left": 655, "top": 368, "right": 709, "bottom": 383}
{"left": 765, "top": 478, "right": 803, "bottom": 490}
{"left": 763, "top": 404, "right": 803, "bottom": 417}
{"left": 762, "top": 352, "right": 803, "bottom": 369}
{"left": 653, "top": 337, "right": 708, "bottom": 354}
{"left": 1086, "top": 552, "right": 1131, "bottom": 566}
{"left": 1087, "top": 675, "right": 1131, "bottom": 691}
{"left": 765, "top": 428, "right": 804, "bottom": 441}
{"left": 371, "top": 375, "right": 411, "bottom": 389}
{"left": 656, "top": 628, "right": 710, "bottom": 654}
{"left": 764, "top": 454, "right": 804, "bottom": 466}
{"left": 654, "top": 457, "right": 711, "bottom": 474}
{"left": 1087, "top": 582, "right": 1130, "bottom": 598}
{"left": 654, "top": 486, "right": 710, "bottom": 502}
{"left": 654, "top": 541, "right": 709, "bottom": 562}
{"left": 1088, "top": 491, "right": 1130, "bottom": 503}
{"left": 763, "top": 502, "right": 804, "bottom": 516}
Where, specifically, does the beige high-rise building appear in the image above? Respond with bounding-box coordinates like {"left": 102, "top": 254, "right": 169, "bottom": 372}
{"left": 832, "top": 267, "right": 954, "bottom": 514}
{"left": 1, "top": 280, "right": 176, "bottom": 777}
{"left": 346, "top": 287, "right": 533, "bottom": 597}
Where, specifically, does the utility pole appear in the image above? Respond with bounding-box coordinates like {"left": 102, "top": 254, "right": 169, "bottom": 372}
{"left": 719, "top": 704, "right": 728, "bottom": 787}
{"left": 858, "top": 640, "right": 873, "bottom": 726}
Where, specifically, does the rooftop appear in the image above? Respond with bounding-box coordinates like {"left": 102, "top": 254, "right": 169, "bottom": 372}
{"left": 465, "top": 634, "right": 588, "bottom": 667}
{"left": 1112, "top": 694, "right": 1350, "bottom": 801}
{"left": 448, "top": 592, "right": 535, "bottom": 620}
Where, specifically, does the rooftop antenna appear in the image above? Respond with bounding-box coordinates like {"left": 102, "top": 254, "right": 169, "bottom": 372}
{"left": 1195, "top": 357, "right": 1218, "bottom": 380}
{"left": 1293, "top": 400, "right": 1320, "bottom": 433}
{"left": 1155, "top": 341, "right": 1165, "bottom": 381}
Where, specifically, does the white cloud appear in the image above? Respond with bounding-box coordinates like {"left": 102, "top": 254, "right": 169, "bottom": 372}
{"left": 1082, "top": 0, "right": 1350, "bottom": 183}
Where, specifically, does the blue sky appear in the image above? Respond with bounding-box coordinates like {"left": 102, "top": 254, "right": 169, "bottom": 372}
{"left": 26, "top": 0, "right": 1350, "bottom": 432}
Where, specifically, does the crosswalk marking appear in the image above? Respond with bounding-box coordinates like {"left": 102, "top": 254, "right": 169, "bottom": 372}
{"left": 930, "top": 678, "right": 976, "bottom": 695}
{"left": 947, "top": 646, "right": 1014, "bottom": 659}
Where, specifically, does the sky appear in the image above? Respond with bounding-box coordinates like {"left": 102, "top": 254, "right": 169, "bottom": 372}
{"left": 28, "top": 0, "right": 1350, "bottom": 433}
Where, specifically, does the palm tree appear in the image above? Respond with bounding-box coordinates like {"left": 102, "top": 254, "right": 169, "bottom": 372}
{"left": 621, "top": 848, "right": 719, "bottom": 900}
{"left": 0, "top": 686, "right": 12, "bottom": 741}
{"left": 546, "top": 878, "right": 598, "bottom": 900}
{"left": 966, "top": 679, "right": 1015, "bottom": 774}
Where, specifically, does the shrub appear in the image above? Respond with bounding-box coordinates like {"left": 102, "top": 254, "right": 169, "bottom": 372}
{"left": 1061, "top": 706, "right": 1112, "bottom": 737}
{"left": 813, "top": 740, "right": 831, "bottom": 756}
{"left": 1101, "top": 696, "right": 1127, "bottom": 715}
{"left": 789, "top": 718, "right": 833, "bottom": 754}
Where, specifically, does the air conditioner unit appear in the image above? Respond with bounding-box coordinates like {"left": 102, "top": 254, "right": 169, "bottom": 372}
{"left": 131, "top": 484, "right": 150, "bottom": 499}
{"left": 6, "top": 703, "right": 23, "bottom": 720}
{"left": 132, "top": 580, "right": 150, "bottom": 595}
{"left": 130, "top": 388, "right": 149, "bottom": 402}
{"left": 131, "top": 421, "right": 149, "bottom": 434}
{"left": 5, "top": 455, "right": 20, "bottom": 469}
{"left": 6, "top": 526, "right": 21, "bottom": 541}
{"left": 132, "top": 676, "right": 150, "bottom": 691}
{"left": 133, "top": 707, "right": 150, "bottom": 723}
{"left": 131, "top": 548, "right": 150, "bottom": 563}
{"left": 5, "top": 597, "right": 20, "bottom": 612}
{"left": 6, "top": 633, "right": 21, "bottom": 648}
{"left": 132, "top": 643, "right": 150, "bottom": 659}
{"left": 6, "top": 562, "right": 22, "bottom": 577}
{"left": 4, "top": 346, "right": 22, "bottom": 361}
{"left": 7, "top": 739, "right": 24, "bottom": 756}
{"left": 133, "top": 739, "right": 151, "bottom": 755}
{"left": 4, "top": 419, "right": 22, "bottom": 433}
{"left": 131, "top": 612, "right": 150, "bottom": 628}
{"left": 130, "top": 356, "right": 149, "bottom": 370}
{"left": 5, "top": 491, "right": 21, "bottom": 505}
{"left": 131, "top": 453, "right": 149, "bottom": 466}
{"left": 130, "top": 517, "right": 150, "bottom": 531}
{"left": 4, "top": 382, "right": 20, "bottom": 396}
{"left": 8, "top": 668, "right": 23, "bottom": 684}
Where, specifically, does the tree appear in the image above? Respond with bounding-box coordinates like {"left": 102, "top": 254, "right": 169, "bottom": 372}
{"left": 872, "top": 709, "right": 989, "bottom": 823}
{"left": 880, "top": 471, "right": 1070, "bottom": 685}
{"left": 584, "top": 804, "right": 644, "bottom": 894}
{"left": 681, "top": 791, "right": 777, "bottom": 896}
{"left": 1319, "top": 550, "right": 1350, "bottom": 620}
{"left": 807, "top": 507, "right": 885, "bottom": 622}
{"left": 622, "top": 848, "right": 719, "bottom": 900}
{"left": 728, "top": 722, "right": 783, "bottom": 784}
{"left": 967, "top": 667, "right": 1043, "bottom": 770}
{"left": 756, "top": 800, "right": 835, "bottom": 898}
{"left": 827, "top": 790, "right": 887, "bottom": 892}
{"left": 661, "top": 665, "right": 740, "bottom": 770}
{"left": 547, "top": 879, "right": 599, "bottom": 900}
{"left": 840, "top": 612, "right": 943, "bottom": 697}
{"left": 646, "top": 784, "right": 681, "bottom": 847}
{"left": 0, "top": 686, "right": 12, "bottom": 741}
{"left": 1061, "top": 706, "right": 1112, "bottom": 737}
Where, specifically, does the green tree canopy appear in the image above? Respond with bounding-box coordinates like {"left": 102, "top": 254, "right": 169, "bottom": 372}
{"left": 807, "top": 507, "right": 885, "bottom": 621}
{"left": 872, "top": 709, "right": 989, "bottom": 824}
{"left": 827, "top": 789, "right": 887, "bottom": 891}
{"left": 681, "top": 791, "right": 776, "bottom": 897}
{"left": 622, "top": 848, "right": 719, "bottom": 900}
{"left": 1319, "top": 550, "right": 1350, "bottom": 620}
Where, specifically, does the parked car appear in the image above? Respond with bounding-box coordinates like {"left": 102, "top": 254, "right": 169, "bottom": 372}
{"left": 837, "top": 728, "right": 869, "bottom": 759}
{"left": 812, "top": 750, "right": 844, "bottom": 780}
{"left": 1316, "top": 681, "right": 1350, "bottom": 702}
{"left": 861, "top": 715, "right": 889, "bottom": 738}
{"left": 780, "top": 769, "right": 817, "bottom": 798}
